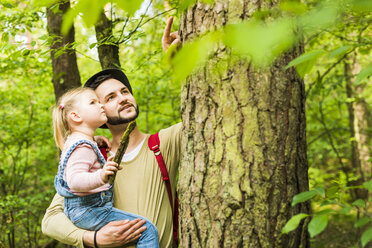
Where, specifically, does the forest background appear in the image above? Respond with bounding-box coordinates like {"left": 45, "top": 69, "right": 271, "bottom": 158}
{"left": 1, "top": 0, "right": 372, "bottom": 247}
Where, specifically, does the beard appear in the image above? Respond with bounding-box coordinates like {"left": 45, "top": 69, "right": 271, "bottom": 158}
{"left": 107, "top": 104, "right": 140, "bottom": 125}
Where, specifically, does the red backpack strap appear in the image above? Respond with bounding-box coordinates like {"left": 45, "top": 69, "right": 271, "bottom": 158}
{"left": 148, "top": 133, "right": 179, "bottom": 245}
{"left": 99, "top": 147, "right": 108, "bottom": 160}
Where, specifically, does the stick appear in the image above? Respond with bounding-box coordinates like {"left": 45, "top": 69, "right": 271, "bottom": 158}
{"left": 108, "top": 121, "right": 137, "bottom": 185}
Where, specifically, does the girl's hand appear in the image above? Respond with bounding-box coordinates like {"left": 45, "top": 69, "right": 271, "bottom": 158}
{"left": 100, "top": 156, "right": 122, "bottom": 183}
{"left": 94, "top": 136, "right": 112, "bottom": 151}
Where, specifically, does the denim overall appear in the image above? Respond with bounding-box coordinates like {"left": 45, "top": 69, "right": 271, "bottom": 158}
{"left": 54, "top": 139, "right": 159, "bottom": 248}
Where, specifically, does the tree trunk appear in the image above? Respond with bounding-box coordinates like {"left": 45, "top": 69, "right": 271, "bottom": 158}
{"left": 344, "top": 55, "right": 371, "bottom": 199}
{"left": 178, "top": 1, "right": 310, "bottom": 247}
{"left": 95, "top": 11, "right": 121, "bottom": 69}
{"left": 47, "top": 0, "right": 81, "bottom": 101}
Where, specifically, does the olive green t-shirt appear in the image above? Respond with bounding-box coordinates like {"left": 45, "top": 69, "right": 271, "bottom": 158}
{"left": 41, "top": 123, "right": 182, "bottom": 248}
{"left": 114, "top": 123, "right": 181, "bottom": 247}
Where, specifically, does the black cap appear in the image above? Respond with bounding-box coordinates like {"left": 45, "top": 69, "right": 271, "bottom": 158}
{"left": 84, "top": 68, "right": 132, "bottom": 94}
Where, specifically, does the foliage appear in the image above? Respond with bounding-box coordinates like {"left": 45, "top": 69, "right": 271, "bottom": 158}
{"left": 0, "top": 0, "right": 180, "bottom": 247}
{"left": 0, "top": 2, "right": 57, "bottom": 247}
{"left": 1, "top": 0, "right": 372, "bottom": 247}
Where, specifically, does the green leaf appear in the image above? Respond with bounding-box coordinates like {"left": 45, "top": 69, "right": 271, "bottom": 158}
{"left": 280, "top": 1, "right": 308, "bottom": 15}
{"left": 2, "top": 2, "right": 14, "bottom": 8}
{"left": 114, "top": 0, "right": 143, "bottom": 16}
{"left": 329, "top": 45, "right": 352, "bottom": 58}
{"left": 223, "top": 18, "right": 295, "bottom": 66}
{"left": 355, "top": 65, "right": 372, "bottom": 84}
{"left": 22, "top": 50, "right": 30, "bottom": 56}
{"left": 351, "top": 0, "right": 372, "bottom": 12}
{"left": 292, "top": 187, "right": 324, "bottom": 206}
{"left": 30, "top": 0, "right": 59, "bottom": 7}
{"left": 172, "top": 31, "right": 221, "bottom": 80}
{"left": 362, "top": 227, "right": 372, "bottom": 247}
{"left": 61, "top": 7, "right": 78, "bottom": 35}
{"left": 89, "top": 43, "right": 97, "bottom": 49}
{"left": 355, "top": 217, "right": 370, "bottom": 228}
{"left": 352, "top": 199, "right": 366, "bottom": 208}
{"left": 363, "top": 180, "right": 372, "bottom": 191}
{"left": 286, "top": 50, "right": 325, "bottom": 69}
{"left": 2, "top": 32, "right": 9, "bottom": 42}
{"left": 282, "top": 213, "right": 308, "bottom": 234}
{"left": 308, "top": 215, "right": 328, "bottom": 238}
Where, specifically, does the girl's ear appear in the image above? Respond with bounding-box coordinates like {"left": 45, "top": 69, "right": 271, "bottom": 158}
{"left": 69, "top": 111, "right": 82, "bottom": 123}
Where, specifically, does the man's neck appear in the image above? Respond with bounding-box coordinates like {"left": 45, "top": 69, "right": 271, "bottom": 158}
{"left": 110, "top": 124, "right": 146, "bottom": 154}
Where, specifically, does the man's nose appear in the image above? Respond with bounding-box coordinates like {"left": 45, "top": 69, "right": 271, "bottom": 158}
{"left": 117, "top": 93, "right": 127, "bottom": 104}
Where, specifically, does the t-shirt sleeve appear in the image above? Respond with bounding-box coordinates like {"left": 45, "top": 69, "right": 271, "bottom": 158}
{"left": 41, "top": 193, "right": 86, "bottom": 248}
{"left": 65, "top": 144, "right": 105, "bottom": 192}
{"left": 159, "top": 122, "right": 182, "bottom": 174}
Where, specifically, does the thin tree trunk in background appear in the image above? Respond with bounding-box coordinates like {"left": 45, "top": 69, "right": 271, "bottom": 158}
{"left": 345, "top": 54, "right": 371, "bottom": 199}
{"left": 178, "top": 1, "right": 310, "bottom": 247}
{"left": 47, "top": 0, "right": 81, "bottom": 101}
{"left": 95, "top": 11, "right": 121, "bottom": 69}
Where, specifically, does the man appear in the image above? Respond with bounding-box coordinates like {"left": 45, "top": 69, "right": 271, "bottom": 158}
{"left": 42, "top": 17, "right": 181, "bottom": 247}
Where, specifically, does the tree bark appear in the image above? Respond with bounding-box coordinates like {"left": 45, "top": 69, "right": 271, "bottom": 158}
{"left": 344, "top": 54, "right": 371, "bottom": 199}
{"left": 95, "top": 11, "right": 121, "bottom": 69}
{"left": 178, "top": 1, "right": 310, "bottom": 247}
{"left": 47, "top": 0, "right": 81, "bottom": 101}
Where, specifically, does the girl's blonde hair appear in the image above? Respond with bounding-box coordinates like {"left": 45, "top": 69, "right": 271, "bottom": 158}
{"left": 52, "top": 87, "right": 95, "bottom": 150}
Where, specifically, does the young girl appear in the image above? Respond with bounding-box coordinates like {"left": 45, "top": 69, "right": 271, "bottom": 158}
{"left": 53, "top": 87, "right": 159, "bottom": 247}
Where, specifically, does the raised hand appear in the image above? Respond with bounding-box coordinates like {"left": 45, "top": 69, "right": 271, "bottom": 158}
{"left": 162, "top": 16, "right": 181, "bottom": 52}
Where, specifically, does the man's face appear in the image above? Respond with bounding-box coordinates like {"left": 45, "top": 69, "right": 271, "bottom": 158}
{"left": 95, "top": 79, "right": 139, "bottom": 126}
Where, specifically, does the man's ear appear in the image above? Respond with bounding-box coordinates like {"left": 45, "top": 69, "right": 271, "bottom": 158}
{"left": 69, "top": 111, "right": 82, "bottom": 123}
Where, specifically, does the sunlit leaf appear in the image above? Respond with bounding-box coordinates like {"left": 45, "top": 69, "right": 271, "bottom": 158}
{"left": 355, "top": 65, "right": 372, "bottom": 84}
{"left": 286, "top": 50, "right": 325, "bottom": 69}
{"left": 355, "top": 217, "right": 370, "bottom": 228}
{"left": 308, "top": 215, "right": 328, "bottom": 238}
{"left": 30, "top": 0, "right": 59, "bottom": 7}
{"left": 61, "top": 7, "right": 78, "bottom": 35}
{"left": 362, "top": 227, "right": 372, "bottom": 247}
{"left": 223, "top": 18, "right": 295, "bottom": 66}
{"left": 363, "top": 180, "right": 372, "bottom": 191}
{"left": 351, "top": 0, "right": 372, "bottom": 12}
{"left": 352, "top": 199, "right": 366, "bottom": 207}
{"left": 2, "top": 2, "right": 14, "bottom": 8}
{"left": 282, "top": 213, "right": 308, "bottom": 234}
{"left": 171, "top": 31, "right": 221, "bottom": 80}
{"left": 280, "top": 1, "right": 308, "bottom": 15}
{"left": 292, "top": 187, "right": 324, "bottom": 206}
{"left": 298, "top": 3, "right": 339, "bottom": 35}
{"left": 62, "top": 0, "right": 106, "bottom": 35}
{"left": 114, "top": 0, "right": 144, "bottom": 16}
{"left": 329, "top": 45, "right": 353, "bottom": 58}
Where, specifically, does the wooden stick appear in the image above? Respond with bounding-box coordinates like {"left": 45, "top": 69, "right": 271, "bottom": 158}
{"left": 108, "top": 121, "right": 136, "bottom": 185}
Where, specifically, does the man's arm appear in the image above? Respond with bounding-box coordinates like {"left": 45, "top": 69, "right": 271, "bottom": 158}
{"left": 42, "top": 193, "right": 147, "bottom": 248}
{"left": 41, "top": 193, "right": 86, "bottom": 247}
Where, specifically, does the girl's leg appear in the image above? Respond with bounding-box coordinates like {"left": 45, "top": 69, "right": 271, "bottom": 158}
{"left": 101, "top": 207, "right": 159, "bottom": 248}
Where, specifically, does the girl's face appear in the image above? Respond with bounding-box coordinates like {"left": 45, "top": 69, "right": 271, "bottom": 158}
{"left": 74, "top": 90, "right": 107, "bottom": 129}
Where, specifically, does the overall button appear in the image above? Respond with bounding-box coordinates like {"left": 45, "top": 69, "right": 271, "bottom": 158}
{"left": 102, "top": 192, "right": 105, "bottom": 197}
